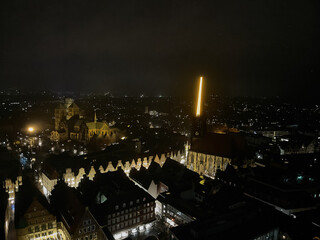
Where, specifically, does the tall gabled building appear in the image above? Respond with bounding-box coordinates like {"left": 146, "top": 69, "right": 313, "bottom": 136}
{"left": 13, "top": 177, "right": 70, "bottom": 240}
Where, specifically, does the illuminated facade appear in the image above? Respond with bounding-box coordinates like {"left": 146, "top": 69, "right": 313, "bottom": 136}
{"left": 54, "top": 98, "right": 81, "bottom": 131}
{"left": 15, "top": 199, "right": 70, "bottom": 240}
{"left": 4, "top": 177, "right": 22, "bottom": 240}
{"left": 186, "top": 77, "right": 246, "bottom": 177}
{"left": 51, "top": 98, "right": 83, "bottom": 142}
{"left": 40, "top": 169, "right": 58, "bottom": 197}
{"left": 187, "top": 151, "right": 231, "bottom": 176}
{"left": 83, "top": 170, "right": 156, "bottom": 239}
{"left": 72, "top": 209, "right": 106, "bottom": 240}
{"left": 86, "top": 113, "right": 120, "bottom": 142}
{"left": 50, "top": 99, "right": 121, "bottom": 143}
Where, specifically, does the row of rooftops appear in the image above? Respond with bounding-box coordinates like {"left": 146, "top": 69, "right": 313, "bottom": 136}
{"left": 129, "top": 158, "right": 248, "bottom": 219}
{"left": 130, "top": 159, "right": 199, "bottom": 194}
{"left": 14, "top": 169, "right": 154, "bottom": 237}
{"left": 128, "top": 155, "right": 320, "bottom": 239}
{"left": 42, "top": 143, "right": 185, "bottom": 179}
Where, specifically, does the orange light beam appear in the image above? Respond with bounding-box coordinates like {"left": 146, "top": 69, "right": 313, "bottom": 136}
{"left": 196, "top": 76, "right": 203, "bottom": 117}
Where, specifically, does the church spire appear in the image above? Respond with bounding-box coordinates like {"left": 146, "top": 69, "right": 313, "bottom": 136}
{"left": 94, "top": 111, "right": 97, "bottom": 123}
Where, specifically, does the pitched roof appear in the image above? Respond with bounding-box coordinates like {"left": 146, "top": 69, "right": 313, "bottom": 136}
{"left": 191, "top": 132, "right": 247, "bottom": 158}
{"left": 86, "top": 121, "right": 111, "bottom": 131}
{"left": 80, "top": 170, "right": 154, "bottom": 225}
{"left": 50, "top": 181, "right": 85, "bottom": 234}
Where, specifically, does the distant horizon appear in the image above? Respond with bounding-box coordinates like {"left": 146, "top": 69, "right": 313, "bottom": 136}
{"left": 1, "top": 87, "right": 320, "bottom": 105}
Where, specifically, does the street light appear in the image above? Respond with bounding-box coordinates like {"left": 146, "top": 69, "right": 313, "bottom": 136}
{"left": 27, "top": 126, "right": 36, "bottom": 147}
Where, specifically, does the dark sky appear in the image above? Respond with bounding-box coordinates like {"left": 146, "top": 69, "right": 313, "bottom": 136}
{"left": 1, "top": 1, "right": 319, "bottom": 98}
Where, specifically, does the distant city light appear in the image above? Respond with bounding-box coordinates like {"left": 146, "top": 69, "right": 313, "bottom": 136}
{"left": 28, "top": 127, "right": 34, "bottom": 132}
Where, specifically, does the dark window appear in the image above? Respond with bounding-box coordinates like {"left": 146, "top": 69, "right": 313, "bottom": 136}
{"left": 41, "top": 224, "right": 46, "bottom": 231}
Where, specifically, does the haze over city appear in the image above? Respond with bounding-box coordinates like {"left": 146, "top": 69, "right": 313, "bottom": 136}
{"left": 1, "top": 1, "right": 320, "bottom": 99}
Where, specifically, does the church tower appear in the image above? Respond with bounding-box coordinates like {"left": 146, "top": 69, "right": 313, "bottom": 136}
{"left": 191, "top": 76, "right": 207, "bottom": 138}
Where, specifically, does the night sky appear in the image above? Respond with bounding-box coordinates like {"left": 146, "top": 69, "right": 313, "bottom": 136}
{"left": 1, "top": 1, "right": 319, "bottom": 98}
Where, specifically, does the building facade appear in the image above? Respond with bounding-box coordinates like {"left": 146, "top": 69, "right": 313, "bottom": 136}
{"left": 50, "top": 99, "right": 121, "bottom": 143}
{"left": 15, "top": 198, "right": 70, "bottom": 240}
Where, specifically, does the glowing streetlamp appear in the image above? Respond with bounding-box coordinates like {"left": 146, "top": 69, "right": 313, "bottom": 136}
{"left": 196, "top": 76, "right": 203, "bottom": 117}
{"left": 28, "top": 127, "right": 34, "bottom": 133}
{"left": 27, "top": 126, "right": 36, "bottom": 147}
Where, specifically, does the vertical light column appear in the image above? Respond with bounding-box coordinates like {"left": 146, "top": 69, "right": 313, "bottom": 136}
{"left": 196, "top": 77, "right": 203, "bottom": 117}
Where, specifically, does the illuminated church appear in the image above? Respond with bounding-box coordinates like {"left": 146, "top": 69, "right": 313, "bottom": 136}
{"left": 50, "top": 98, "right": 121, "bottom": 143}
{"left": 187, "top": 77, "right": 247, "bottom": 177}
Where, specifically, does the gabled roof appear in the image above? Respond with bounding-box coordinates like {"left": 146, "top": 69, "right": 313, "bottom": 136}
{"left": 86, "top": 121, "right": 111, "bottom": 131}
{"left": 15, "top": 177, "right": 54, "bottom": 228}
